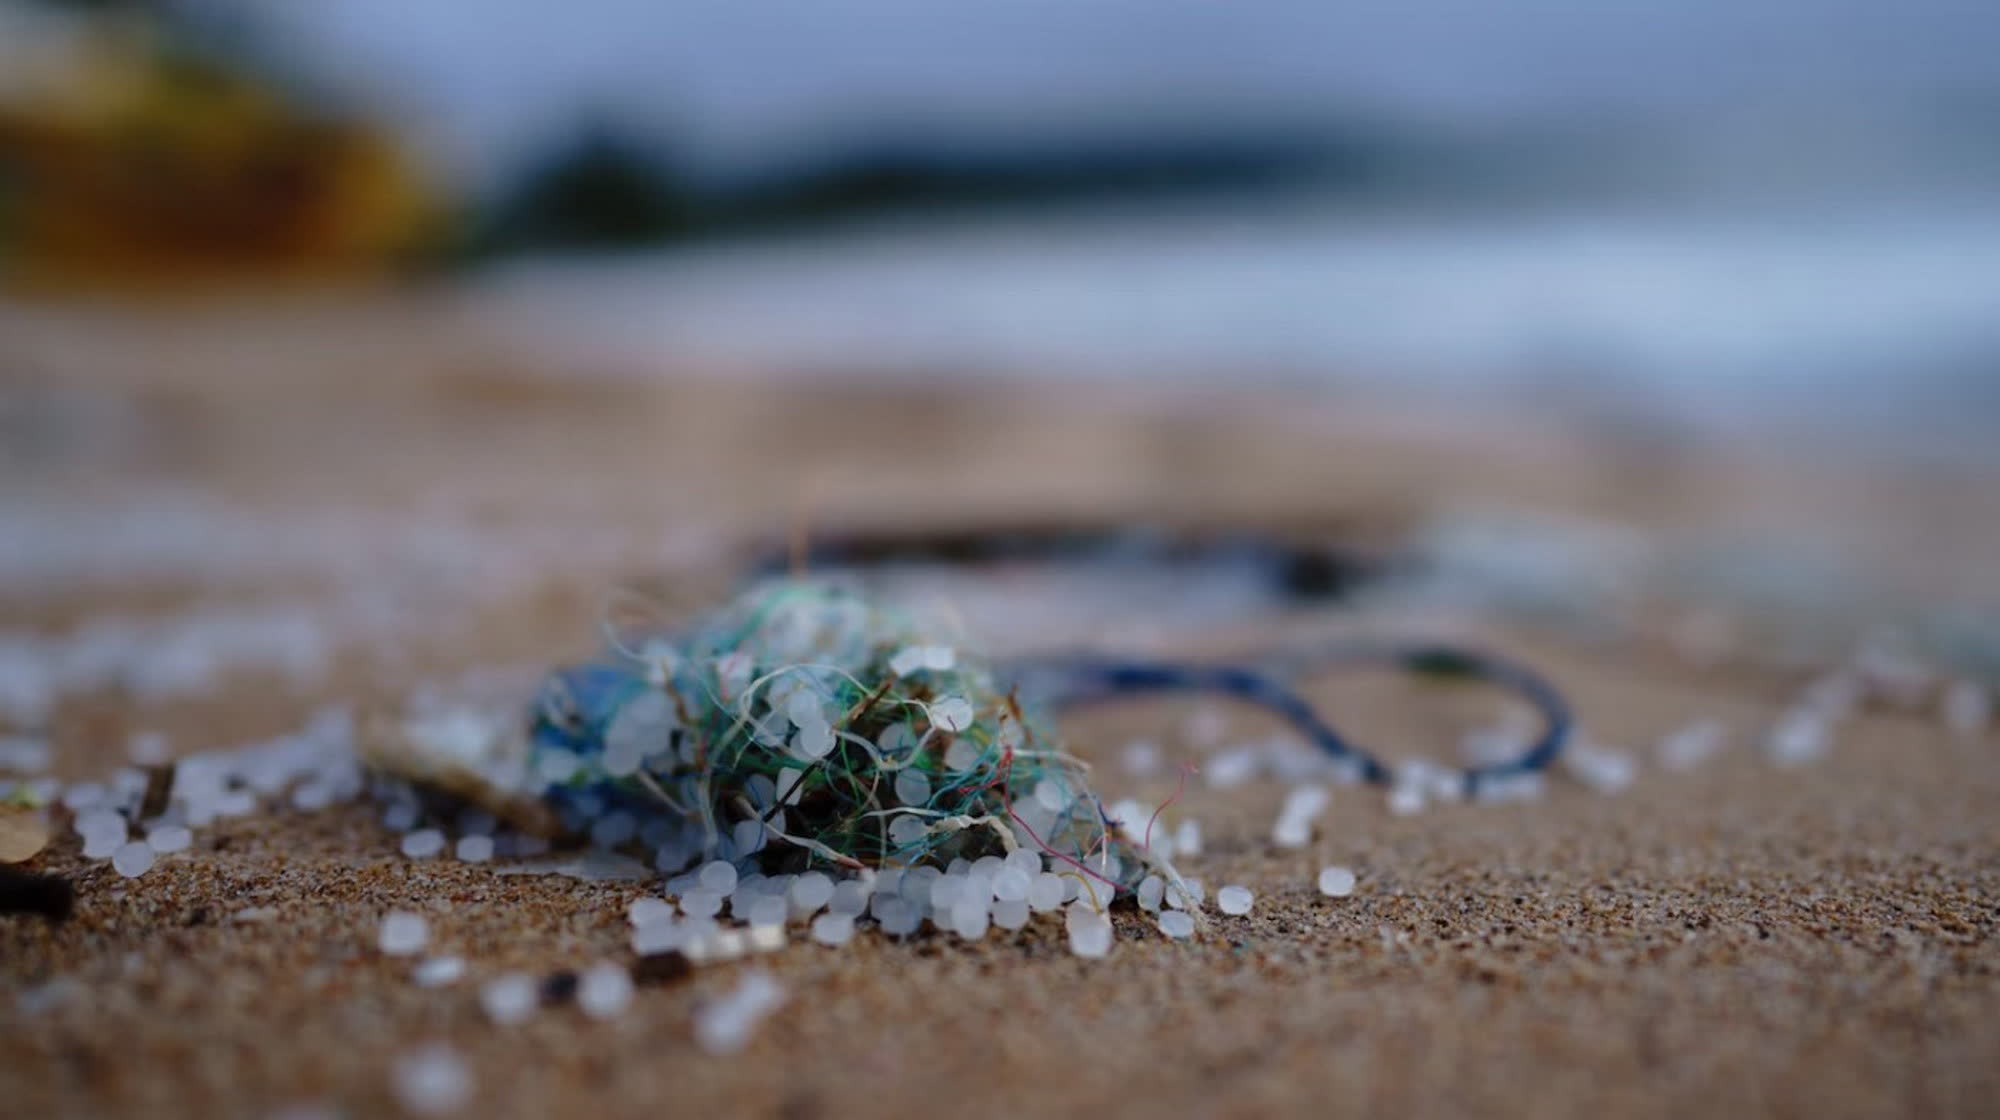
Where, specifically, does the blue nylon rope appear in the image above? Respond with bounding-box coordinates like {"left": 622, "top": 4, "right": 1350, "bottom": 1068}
{"left": 1014, "top": 642, "right": 1571, "bottom": 797}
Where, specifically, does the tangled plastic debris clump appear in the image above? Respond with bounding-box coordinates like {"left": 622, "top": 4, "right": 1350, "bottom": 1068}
{"left": 514, "top": 580, "right": 1186, "bottom": 906}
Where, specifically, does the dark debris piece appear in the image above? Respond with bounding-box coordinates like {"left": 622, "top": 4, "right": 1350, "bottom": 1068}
{"left": 0, "top": 866, "right": 75, "bottom": 921}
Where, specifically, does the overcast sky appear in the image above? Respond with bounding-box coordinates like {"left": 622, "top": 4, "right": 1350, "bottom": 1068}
{"left": 234, "top": 0, "right": 2000, "bottom": 189}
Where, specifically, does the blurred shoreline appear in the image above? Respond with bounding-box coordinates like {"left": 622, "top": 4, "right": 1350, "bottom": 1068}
{"left": 466, "top": 195, "right": 2000, "bottom": 467}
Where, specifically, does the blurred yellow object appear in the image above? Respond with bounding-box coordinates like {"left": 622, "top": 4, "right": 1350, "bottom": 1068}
{"left": 0, "top": 15, "right": 440, "bottom": 294}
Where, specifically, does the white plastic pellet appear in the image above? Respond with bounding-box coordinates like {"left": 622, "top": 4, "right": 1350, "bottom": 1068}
{"left": 1943, "top": 679, "right": 1990, "bottom": 738}
{"left": 1386, "top": 785, "right": 1426, "bottom": 816}
{"left": 992, "top": 867, "right": 1031, "bottom": 903}
{"left": 746, "top": 923, "right": 787, "bottom": 953}
{"left": 80, "top": 826, "right": 126, "bottom": 861}
{"left": 1065, "top": 902, "right": 1114, "bottom": 959}
{"left": 1563, "top": 743, "right": 1637, "bottom": 794}
{"left": 992, "top": 897, "right": 1031, "bottom": 931}
{"left": 400, "top": 828, "right": 445, "bottom": 859}
{"left": 1173, "top": 819, "right": 1203, "bottom": 857}
{"left": 1205, "top": 748, "right": 1259, "bottom": 788}
{"left": 412, "top": 956, "right": 466, "bottom": 988}
{"left": 1317, "top": 866, "right": 1357, "bottom": 897}
{"left": 75, "top": 808, "right": 124, "bottom": 840}
{"left": 127, "top": 731, "right": 171, "bottom": 766}
{"left": 931, "top": 696, "right": 974, "bottom": 733}
{"left": 146, "top": 824, "right": 192, "bottom": 854}
{"left": 1136, "top": 875, "right": 1165, "bottom": 912}
{"left": 578, "top": 962, "right": 634, "bottom": 1020}
{"left": 810, "top": 912, "right": 854, "bottom": 947}
{"left": 1764, "top": 711, "right": 1830, "bottom": 766}
{"left": 694, "top": 969, "right": 786, "bottom": 1055}
{"left": 789, "top": 871, "right": 834, "bottom": 917}
{"left": 829, "top": 879, "right": 869, "bottom": 916}
{"left": 679, "top": 889, "right": 723, "bottom": 919}
{"left": 893, "top": 769, "right": 931, "bottom": 806}
{"left": 1004, "top": 848, "right": 1041, "bottom": 877}
{"left": 454, "top": 834, "right": 494, "bottom": 863}
{"left": 215, "top": 789, "right": 257, "bottom": 817}
{"left": 950, "top": 899, "right": 990, "bottom": 940}
{"left": 1217, "top": 885, "right": 1255, "bottom": 916}
{"left": 628, "top": 895, "right": 675, "bottom": 928}
{"left": 697, "top": 859, "right": 739, "bottom": 894}
{"left": 1166, "top": 877, "right": 1206, "bottom": 910}
{"left": 381, "top": 801, "right": 421, "bottom": 833}
{"left": 377, "top": 911, "right": 429, "bottom": 956}
{"left": 632, "top": 919, "right": 684, "bottom": 955}
{"left": 1656, "top": 719, "right": 1728, "bottom": 772}
{"left": 1158, "top": 910, "right": 1196, "bottom": 939}
{"left": 392, "top": 1044, "right": 471, "bottom": 1116}
{"left": 111, "top": 840, "right": 155, "bottom": 878}
{"left": 1025, "top": 872, "right": 1065, "bottom": 912}
{"left": 745, "top": 895, "right": 788, "bottom": 929}
{"left": 1120, "top": 739, "right": 1163, "bottom": 776}
{"left": 1183, "top": 706, "right": 1228, "bottom": 748}
{"left": 480, "top": 973, "right": 538, "bottom": 1025}
{"left": 1272, "top": 815, "right": 1313, "bottom": 849}
{"left": 943, "top": 738, "right": 981, "bottom": 771}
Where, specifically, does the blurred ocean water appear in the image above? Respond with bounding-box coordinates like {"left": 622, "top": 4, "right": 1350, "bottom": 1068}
{"left": 477, "top": 196, "right": 2000, "bottom": 461}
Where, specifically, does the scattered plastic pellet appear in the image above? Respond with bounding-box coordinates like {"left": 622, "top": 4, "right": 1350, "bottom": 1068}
{"left": 401, "top": 828, "right": 446, "bottom": 859}
{"left": 1764, "top": 711, "right": 1830, "bottom": 766}
{"left": 1173, "top": 819, "right": 1203, "bottom": 857}
{"left": 1120, "top": 739, "right": 1163, "bottom": 776}
{"left": 1943, "top": 679, "right": 1990, "bottom": 738}
{"left": 789, "top": 871, "right": 833, "bottom": 917}
{"left": 679, "top": 890, "right": 723, "bottom": 919}
{"left": 1065, "top": 901, "right": 1114, "bottom": 958}
{"left": 992, "top": 896, "right": 1030, "bottom": 930}
{"left": 1183, "top": 706, "right": 1228, "bottom": 748}
{"left": 392, "top": 1043, "right": 472, "bottom": 1116}
{"left": 1027, "top": 871, "right": 1066, "bottom": 912}
{"left": 79, "top": 812, "right": 127, "bottom": 860}
{"left": 480, "top": 973, "right": 539, "bottom": 1025}
{"left": 1386, "top": 784, "right": 1425, "bottom": 816}
{"left": 693, "top": 969, "right": 786, "bottom": 1055}
{"left": 1136, "top": 875, "right": 1165, "bottom": 912}
{"left": 1217, "top": 885, "right": 1254, "bottom": 916}
{"left": 745, "top": 895, "right": 788, "bottom": 928}
{"left": 378, "top": 911, "right": 429, "bottom": 956}
{"left": 1656, "top": 719, "right": 1728, "bottom": 772}
{"left": 454, "top": 834, "right": 494, "bottom": 863}
{"left": 1563, "top": 742, "right": 1637, "bottom": 794}
{"left": 829, "top": 879, "right": 869, "bottom": 916}
{"left": 127, "top": 731, "right": 171, "bottom": 766}
{"left": 1272, "top": 784, "right": 1329, "bottom": 848}
{"left": 1165, "top": 877, "right": 1205, "bottom": 910}
{"left": 1317, "top": 866, "right": 1357, "bottom": 898}
{"left": 578, "top": 962, "right": 635, "bottom": 1019}
{"left": 1204, "top": 747, "right": 1259, "bottom": 788}
{"left": 1158, "top": 910, "right": 1196, "bottom": 939}
{"left": 628, "top": 896, "right": 676, "bottom": 927}
{"left": 950, "top": 898, "right": 990, "bottom": 940}
{"left": 111, "top": 841, "right": 155, "bottom": 878}
{"left": 412, "top": 956, "right": 466, "bottom": 988}
{"left": 810, "top": 912, "right": 854, "bottom": 946}
{"left": 632, "top": 918, "right": 684, "bottom": 955}
{"left": 146, "top": 824, "right": 192, "bottom": 854}
{"left": 697, "top": 859, "right": 738, "bottom": 894}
